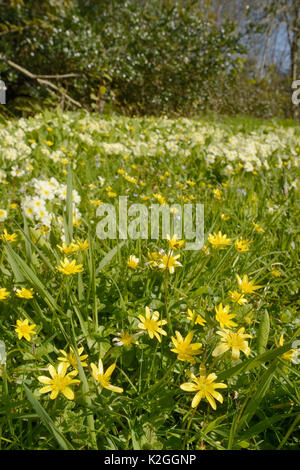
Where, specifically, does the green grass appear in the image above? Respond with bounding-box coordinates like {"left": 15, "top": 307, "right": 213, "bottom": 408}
{"left": 0, "top": 109, "right": 299, "bottom": 450}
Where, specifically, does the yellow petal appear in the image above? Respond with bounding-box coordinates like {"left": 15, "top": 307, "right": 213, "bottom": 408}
{"left": 191, "top": 391, "right": 203, "bottom": 408}
{"left": 62, "top": 387, "right": 74, "bottom": 400}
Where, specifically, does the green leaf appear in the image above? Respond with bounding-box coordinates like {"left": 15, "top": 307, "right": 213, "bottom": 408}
{"left": 257, "top": 310, "right": 270, "bottom": 354}
{"left": 237, "top": 360, "right": 278, "bottom": 431}
{"left": 4, "top": 244, "right": 60, "bottom": 314}
{"left": 24, "top": 385, "right": 74, "bottom": 450}
{"left": 66, "top": 165, "right": 73, "bottom": 244}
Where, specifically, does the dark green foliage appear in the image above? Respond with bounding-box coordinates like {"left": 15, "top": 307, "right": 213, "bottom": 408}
{"left": 0, "top": 0, "right": 243, "bottom": 116}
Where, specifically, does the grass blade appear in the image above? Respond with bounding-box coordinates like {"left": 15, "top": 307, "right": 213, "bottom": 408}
{"left": 24, "top": 385, "right": 74, "bottom": 450}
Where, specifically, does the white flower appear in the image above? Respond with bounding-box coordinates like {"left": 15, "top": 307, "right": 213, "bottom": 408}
{"left": 244, "top": 161, "right": 254, "bottom": 172}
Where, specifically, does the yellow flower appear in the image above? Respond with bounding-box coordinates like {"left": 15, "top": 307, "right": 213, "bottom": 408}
{"left": 138, "top": 306, "right": 167, "bottom": 342}
{"left": 90, "top": 199, "right": 103, "bottom": 206}
{"left": 38, "top": 363, "right": 80, "bottom": 400}
{"left": 271, "top": 269, "right": 281, "bottom": 277}
{"left": 228, "top": 290, "right": 248, "bottom": 305}
{"left": 153, "top": 193, "right": 167, "bottom": 205}
{"left": 213, "top": 188, "right": 223, "bottom": 201}
{"left": 166, "top": 234, "right": 185, "bottom": 250}
{"left": 221, "top": 213, "right": 230, "bottom": 221}
{"left": 73, "top": 218, "right": 81, "bottom": 227}
{"left": 215, "top": 303, "right": 237, "bottom": 329}
{"left": 1, "top": 229, "right": 17, "bottom": 243}
{"left": 90, "top": 359, "right": 123, "bottom": 393}
{"left": 124, "top": 174, "right": 137, "bottom": 184}
{"left": 236, "top": 274, "right": 262, "bottom": 294}
{"left": 158, "top": 251, "right": 182, "bottom": 274}
{"left": 186, "top": 308, "right": 206, "bottom": 326}
{"left": 0, "top": 287, "right": 10, "bottom": 301}
{"left": 208, "top": 231, "right": 231, "bottom": 249}
{"left": 14, "top": 319, "right": 37, "bottom": 341}
{"left": 0, "top": 209, "right": 7, "bottom": 221}
{"left": 235, "top": 238, "right": 252, "bottom": 253}
{"left": 252, "top": 222, "right": 265, "bottom": 233}
{"left": 180, "top": 371, "right": 227, "bottom": 409}
{"left": 16, "top": 287, "right": 34, "bottom": 299}
{"left": 146, "top": 251, "right": 163, "bottom": 268}
{"left": 212, "top": 328, "right": 252, "bottom": 360}
{"left": 112, "top": 331, "right": 139, "bottom": 346}
{"left": 57, "top": 241, "right": 80, "bottom": 255}
{"left": 76, "top": 239, "right": 89, "bottom": 251}
{"left": 58, "top": 346, "right": 88, "bottom": 369}
{"left": 278, "top": 335, "right": 299, "bottom": 364}
{"left": 170, "top": 331, "right": 202, "bottom": 364}
{"left": 56, "top": 258, "right": 84, "bottom": 275}
{"left": 127, "top": 255, "right": 139, "bottom": 269}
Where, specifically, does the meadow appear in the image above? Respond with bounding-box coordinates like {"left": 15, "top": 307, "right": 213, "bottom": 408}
{"left": 0, "top": 110, "right": 299, "bottom": 450}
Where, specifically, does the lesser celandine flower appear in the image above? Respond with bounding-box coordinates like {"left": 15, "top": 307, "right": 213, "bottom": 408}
{"left": 14, "top": 319, "right": 37, "bottom": 341}
{"left": 127, "top": 255, "right": 139, "bottom": 269}
{"left": 58, "top": 346, "right": 88, "bottom": 369}
{"left": 153, "top": 193, "right": 167, "bottom": 205}
{"left": 56, "top": 258, "right": 83, "bottom": 275}
{"left": 90, "top": 359, "right": 123, "bottom": 393}
{"left": 212, "top": 328, "right": 252, "bottom": 360}
{"left": 278, "top": 335, "right": 299, "bottom": 364}
{"left": 57, "top": 241, "right": 79, "bottom": 255}
{"left": 38, "top": 363, "right": 80, "bottom": 400}
{"left": 166, "top": 234, "right": 185, "bottom": 250}
{"left": 112, "top": 331, "right": 139, "bottom": 347}
{"left": 1, "top": 229, "right": 17, "bottom": 243}
{"left": 158, "top": 251, "right": 182, "bottom": 274}
{"left": 236, "top": 274, "right": 262, "bottom": 294}
{"left": 186, "top": 308, "right": 206, "bottom": 326}
{"left": 76, "top": 239, "right": 89, "bottom": 251}
{"left": 146, "top": 251, "right": 163, "bottom": 268}
{"left": 235, "top": 238, "right": 252, "bottom": 253}
{"left": 0, "top": 209, "right": 7, "bottom": 222}
{"left": 0, "top": 287, "right": 10, "bottom": 301}
{"left": 16, "top": 287, "right": 34, "bottom": 299}
{"left": 213, "top": 188, "right": 223, "bottom": 201}
{"left": 180, "top": 371, "right": 227, "bottom": 410}
{"left": 170, "top": 331, "right": 202, "bottom": 364}
{"left": 271, "top": 269, "right": 281, "bottom": 277}
{"left": 90, "top": 199, "right": 103, "bottom": 206}
{"left": 208, "top": 231, "right": 231, "bottom": 249}
{"left": 215, "top": 303, "right": 237, "bottom": 329}
{"left": 252, "top": 222, "right": 265, "bottom": 233}
{"left": 138, "top": 306, "right": 167, "bottom": 342}
{"left": 228, "top": 290, "right": 248, "bottom": 305}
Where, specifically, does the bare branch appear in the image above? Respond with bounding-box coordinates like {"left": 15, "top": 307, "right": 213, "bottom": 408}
{"left": 0, "top": 55, "right": 86, "bottom": 110}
